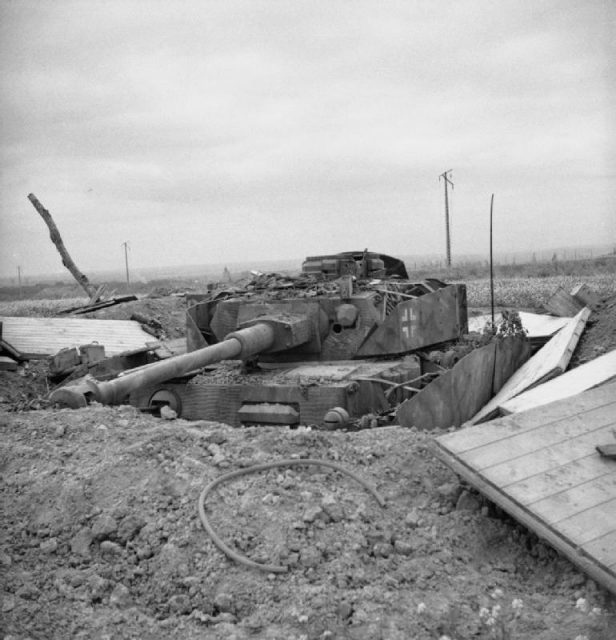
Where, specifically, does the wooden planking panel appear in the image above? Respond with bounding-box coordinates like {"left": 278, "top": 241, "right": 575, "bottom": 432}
{"left": 460, "top": 405, "right": 615, "bottom": 471}
{"left": 526, "top": 473, "right": 616, "bottom": 526}
{"left": 554, "top": 498, "right": 616, "bottom": 545}
{"left": 483, "top": 423, "right": 615, "bottom": 487}
{"left": 444, "top": 383, "right": 616, "bottom": 453}
{"left": 499, "top": 349, "right": 616, "bottom": 415}
{"left": 0, "top": 316, "right": 154, "bottom": 358}
{"left": 433, "top": 382, "right": 616, "bottom": 595}
{"left": 469, "top": 307, "right": 590, "bottom": 424}
{"left": 584, "top": 531, "right": 616, "bottom": 570}
{"left": 506, "top": 456, "right": 616, "bottom": 506}
{"left": 396, "top": 341, "right": 496, "bottom": 430}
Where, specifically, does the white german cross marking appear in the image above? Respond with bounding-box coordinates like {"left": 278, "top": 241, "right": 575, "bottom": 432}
{"left": 401, "top": 307, "right": 416, "bottom": 341}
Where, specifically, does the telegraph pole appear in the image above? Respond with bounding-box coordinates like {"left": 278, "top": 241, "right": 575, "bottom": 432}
{"left": 439, "top": 169, "right": 454, "bottom": 267}
{"left": 122, "top": 242, "right": 130, "bottom": 290}
{"left": 17, "top": 266, "right": 22, "bottom": 297}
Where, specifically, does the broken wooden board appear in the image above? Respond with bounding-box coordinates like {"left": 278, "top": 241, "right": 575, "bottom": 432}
{"left": 146, "top": 338, "right": 187, "bottom": 360}
{"left": 544, "top": 286, "right": 586, "bottom": 317}
{"left": 59, "top": 295, "right": 138, "bottom": 315}
{"left": 0, "top": 356, "right": 18, "bottom": 371}
{"left": 0, "top": 316, "right": 155, "bottom": 359}
{"left": 397, "top": 336, "right": 530, "bottom": 430}
{"left": 570, "top": 283, "right": 600, "bottom": 310}
{"left": 433, "top": 382, "right": 616, "bottom": 596}
{"left": 469, "top": 307, "right": 591, "bottom": 425}
{"left": 499, "top": 349, "right": 616, "bottom": 415}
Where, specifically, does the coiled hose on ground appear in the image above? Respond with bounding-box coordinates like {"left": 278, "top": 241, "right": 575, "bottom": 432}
{"left": 198, "top": 458, "right": 387, "bottom": 573}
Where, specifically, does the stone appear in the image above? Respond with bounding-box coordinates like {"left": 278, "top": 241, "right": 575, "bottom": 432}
{"left": 2, "top": 595, "right": 15, "bottom": 613}
{"left": 338, "top": 602, "right": 353, "bottom": 620}
{"left": 109, "top": 583, "right": 132, "bottom": 608}
{"left": 214, "top": 592, "right": 234, "bottom": 613}
{"left": 436, "top": 481, "right": 461, "bottom": 501}
{"left": 404, "top": 509, "right": 421, "bottom": 528}
{"left": 87, "top": 574, "right": 109, "bottom": 602}
{"left": 100, "top": 540, "right": 123, "bottom": 556}
{"left": 373, "top": 543, "right": 393, "bottom": 558}
{"left": 70, "top": 528, "right": 93, "bottom": 556}
{"left": 393, "top": 539, "right": 415, "bottom": 556}
{"left": 91, "top": 513, "right": 118, "bottom": 541}
{"left": 117, "top": 514, "right": 146, "bottom": 544}
{"left": 320, "top": 496, "right": 344, "bottom": 522}
{"left": 299, "top": 546, "right": 321, "bottom": 568}
{"left": 169, "top": 594, "right": 192, "bottom": 614}
{"left": 302, "top": 506, "right": 324, "bottom": 523}
{"left": 40, "top": 537, "right": 58, "bottom": 553}
{"left": 456, "top": 490, "right": 481, "bottom": 512}
{"left": 136, "top": 545, "right": 153, "bottom": 560}
{"left": 160, "top": 405, "right": 177, "bottom": 420}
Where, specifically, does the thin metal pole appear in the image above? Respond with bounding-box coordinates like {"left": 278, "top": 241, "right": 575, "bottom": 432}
{"left": 439, "top": 170, "right": 454, "bottom": 267}
{"left": 17, "top": 266, "right": 22, "bottom": 297}
{"left": 122, "top": 242, "right": 130, "bottom": 290}
{"left": 489, "top": 194, "right": 495, "bottom": 327}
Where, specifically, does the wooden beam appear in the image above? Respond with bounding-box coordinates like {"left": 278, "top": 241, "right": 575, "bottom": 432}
{"left": 27, "top": 193, "right": 98, "bottom": 300}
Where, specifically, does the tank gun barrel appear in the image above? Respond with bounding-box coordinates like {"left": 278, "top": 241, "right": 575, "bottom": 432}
{"left": 51, "top": 322, "right": 278, "bottom": 408}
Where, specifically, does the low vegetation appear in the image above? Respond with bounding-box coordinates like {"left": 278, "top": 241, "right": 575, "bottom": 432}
{"left": 1, "top": 257, "right": 614, "bottom": 317}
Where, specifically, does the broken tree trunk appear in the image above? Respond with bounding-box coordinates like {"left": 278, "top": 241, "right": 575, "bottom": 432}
{"left": 27, "top": 193, "right": 99, "bottom": 301}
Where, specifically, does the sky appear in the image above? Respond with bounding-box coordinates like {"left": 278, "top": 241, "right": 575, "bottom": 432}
{"left": 0, "top": 0, "right": 614, "bottom": 281}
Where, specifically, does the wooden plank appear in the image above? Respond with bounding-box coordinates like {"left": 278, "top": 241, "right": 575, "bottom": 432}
{"left": 469, "top": 307, "right": 591, "bottom": 424}
{"left": 584, "top": 531, "right": 616, "bottom": 570}
{"left": 524, "top": 473, "right": 616, "bottom": 524}
{"left": 439, "top": 382, "right": 616, "bottom": 453}
{"left": 0, "top": 355, "right": 18, "bottom": 371}
{"left": 483, "top": 422, "right": 615, "bottom": 487}
{"left": 570, "top": 283, "right": 601, "bottom": 310}
{"left": 493, "top": 335, "right": 532, "bottom": 393}
{"left": 544, "top": 286, "right": 586, "bottom": 317}
{"left": 433, "top": 439, "right": 616, "bottom": 595}
{"left": 396, "top": 337, "right": 530, "bottom": 430}
{"left": 461, "top": 407, "right": 614, "bottom": 472}
{"left": 0, "top": 316, "right": 154, "bottom": 358}
{"left": 506, "top": 456, "right": 615, "bottom": 506}
{"left": 396, "top": 342, "right": 495, "bottom": 430}
{"left": 554, "top": 499, "right": 616, "bottom": 544}
{"left": 499, "top": 349, "right": 616, "bottom": 415}
{"left": 433, "top": 384, "right": 616, "bottom": 595}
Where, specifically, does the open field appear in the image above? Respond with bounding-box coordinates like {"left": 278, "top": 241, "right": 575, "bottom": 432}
{"left": 1, "top": 256, "right": 615, "bottom": 314}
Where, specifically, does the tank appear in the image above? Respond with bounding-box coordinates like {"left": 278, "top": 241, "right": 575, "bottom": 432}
{"left": 52, "top": 251, "right": 468, "bottom": 428}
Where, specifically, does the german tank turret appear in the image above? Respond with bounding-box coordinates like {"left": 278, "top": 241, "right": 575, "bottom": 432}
{"left": 52, "top": 251, "right": 468, "bottom": 428}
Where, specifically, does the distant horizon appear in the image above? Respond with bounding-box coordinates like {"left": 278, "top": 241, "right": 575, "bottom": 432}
{"left": 2, "top": 242, "right": 613, "bottom": 287}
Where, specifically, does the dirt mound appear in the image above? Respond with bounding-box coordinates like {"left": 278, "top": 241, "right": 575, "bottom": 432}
{"left": 1, "top": 408, "right": 613, "bottom": 639}
{"left": 570, "top": 292, "right": 616, "bottom": 366}
{"left": 82, "top": 295, "right": 188, "bottom": 340}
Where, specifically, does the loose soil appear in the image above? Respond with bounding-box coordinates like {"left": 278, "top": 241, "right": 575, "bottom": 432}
{"left": 1, "top": 293, "right": 615, "bottom": 640}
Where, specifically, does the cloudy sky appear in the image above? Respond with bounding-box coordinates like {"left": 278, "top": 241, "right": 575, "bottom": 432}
{"left": 0, "top": 0, "right": 614, "bottom": 280}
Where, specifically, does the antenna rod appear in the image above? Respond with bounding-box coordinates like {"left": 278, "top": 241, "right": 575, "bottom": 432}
{"left": 122, "top": 241, "right": 130, "bottom": 290}
{"left": 439, "top": 169, "right": 454, "bottom": 267}
{"left": 490, "top": 194, "right": 495, "bottom": 327}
